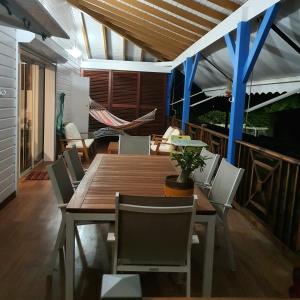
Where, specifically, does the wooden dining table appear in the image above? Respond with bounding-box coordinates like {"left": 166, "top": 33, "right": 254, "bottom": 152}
{"left": 65, "top": 154, "right": 216, "bottom": 300}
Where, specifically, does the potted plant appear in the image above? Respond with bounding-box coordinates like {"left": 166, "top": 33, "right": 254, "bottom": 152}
{"left": 164, "top": 147, "right": 206, "bottom": 197}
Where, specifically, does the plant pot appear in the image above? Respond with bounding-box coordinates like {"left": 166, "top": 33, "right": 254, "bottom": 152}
{"left": 164, "top": 175, "right": 194, "bottom": 197}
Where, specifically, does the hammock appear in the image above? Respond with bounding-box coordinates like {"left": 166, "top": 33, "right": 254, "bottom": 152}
{"left": 89, "top": 99, "right": 157, "bottom": 130}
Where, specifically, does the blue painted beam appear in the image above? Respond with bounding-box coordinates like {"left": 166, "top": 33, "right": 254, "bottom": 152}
{"left": 227, "top": 21, "right": 250, "bottom": 164}
{"left": 243, "top": 4, "right": 280, "bottom": 82}
{"left": 188, "top": 52, "right": 201, "bottom": 90}
{"left": 224, "top": 33, "right": 236, "bottom": 65}
{"left": 182, "top": 57, "right": 193, "bottom": 131}
{"left": 165, "top": 69, "right": 175, "bottom": 118}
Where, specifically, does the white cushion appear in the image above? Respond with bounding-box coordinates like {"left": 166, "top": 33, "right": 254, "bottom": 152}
{"left": 162, "top": 126, "right": 175, "bottom": 139}
{"left": 167, "top": 128, "right": 180, "bottom": 143}
{"left": 65, "top": 123, "right": 81, "bottom": 140}
{"left": 66, "top": 139, "right": 94, "bottom": 149}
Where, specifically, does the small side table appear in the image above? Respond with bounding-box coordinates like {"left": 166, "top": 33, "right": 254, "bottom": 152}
{"left": 107, "top": 142, "right": 118, "bottom": 154}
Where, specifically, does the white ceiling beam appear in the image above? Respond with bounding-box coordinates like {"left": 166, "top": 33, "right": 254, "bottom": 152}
{"left": 171, "top": 0, "right": 281, "bottom": 68}
{"left": 81, "top": 59, "right": 172, "bottom": 73}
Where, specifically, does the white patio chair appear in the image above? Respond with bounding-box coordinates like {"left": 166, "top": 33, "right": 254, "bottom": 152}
{"left": 118, "top": 135, "right": 151, "bottom": 155}
{"left": 63, "top": 145, "right": 86, "bottom": 185}
{"left": 208, "top": 158, "right": 244, "bottom": 271}
{"left": 62, "top": 122, "right": 95, "bottom": 162}
{"left": 47, "top": 157, "right": 75, "bottom": 273}
{"left": 111, "top": 193, "right": 197, "bottom": 297}
{"left": 193, "top": 148, "right": 220, "bottom": 188}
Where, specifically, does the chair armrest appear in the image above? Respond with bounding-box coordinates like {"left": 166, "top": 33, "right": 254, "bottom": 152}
{"left": 153, "top": 137, "right": 168, "bottom": 145}
{"left": 58, "top": 203, "right": 67, "bottom": 209}
{"left": 155, "top": 141, "right": 173, "bottom": 153}
{"left": 152, "top": 134, "right": 163, "bottom": 140}
{"left": 209, "top": 201, "right": 232, "bottom": 209}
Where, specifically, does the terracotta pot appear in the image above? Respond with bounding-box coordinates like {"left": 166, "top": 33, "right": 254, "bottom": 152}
{"left": 164, "top": 175, "right": 194, "bottom": 197}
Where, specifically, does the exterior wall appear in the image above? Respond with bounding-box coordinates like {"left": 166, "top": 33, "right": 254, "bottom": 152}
{"left": 0, "top": 25, "right": 16, "bottom": 204}
{"left": 56, "top": 62, "right": 80, "bottom": 123}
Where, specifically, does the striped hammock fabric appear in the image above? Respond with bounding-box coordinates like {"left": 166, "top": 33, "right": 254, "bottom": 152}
{"left": 89, "top": 99, "right": 157, "bottom": 130}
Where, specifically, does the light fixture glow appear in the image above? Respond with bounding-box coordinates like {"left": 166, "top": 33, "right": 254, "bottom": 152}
{"left": 66, "top": 46, "right": 82, "bottom": 59}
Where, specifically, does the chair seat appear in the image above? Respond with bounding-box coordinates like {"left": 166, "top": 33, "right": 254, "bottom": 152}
{"left": 66, "top": 138, "right": 94, "bottom": 149}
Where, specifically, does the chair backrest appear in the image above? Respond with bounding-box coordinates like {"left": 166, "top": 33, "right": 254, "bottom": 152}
{"left": 193, "top": 148, "right": 220, "bottom": 186}
{"left": 118, "top": 135, "right": 151, "bottom": 155}
{"left": 47, "top": 157, "right": 74, "bottom": 205}
{"left": 64, "top": 123, "right": 81, "bottom": 141}
{"left": 162, "top": 126, "right": 175, "bottom": 139}
{"left": 208, "top": 158, "right": 244, "bottom": 215}
{"left": 63, "top": 145, "right": 85, "bottom": 182}
{"left": 114, "top": 193, "right": 196, "bottom": 267}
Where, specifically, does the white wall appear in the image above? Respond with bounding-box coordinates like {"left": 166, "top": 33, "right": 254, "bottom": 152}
{"left": 0, "top": 25, "right": 16, "bottom": 204}
{"left": 56, "top": 62, "right": 80, "bottom": 123}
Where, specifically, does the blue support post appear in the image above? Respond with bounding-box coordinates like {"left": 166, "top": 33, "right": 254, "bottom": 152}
{"left": 225, "top": 22, "right": 250, "bottom": 164}
{"left": 182, "top": 53, "right": 201, "bottom": 131}
{"left": 225, "top": 4, "right": 280, "bottom": 164}
{"left": 165, "top": 69, "right": 175, "bottom": 118}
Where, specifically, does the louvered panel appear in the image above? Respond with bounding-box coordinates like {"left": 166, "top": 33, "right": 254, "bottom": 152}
{"left": 83, "top": 70, "right": 109, "bottom": 132}
{"left": 112, "top": 72, "right": 138, "bottom": 105}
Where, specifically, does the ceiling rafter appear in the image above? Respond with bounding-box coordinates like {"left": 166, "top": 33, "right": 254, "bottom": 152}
{"left": 68, "top": 0, "right": 171, "bottom": 60}
{"left": 101, "top": 17, "right": 182, "bottom": 57}
{"left": 129, "top": 0, "right": 207, "bottom": 36}
{"left": 123, "top": 38, "right": 127, "bottom": 61}
{"left": 81, "top": 12, "right": 92, "bottom": 59}
{"left": 101, "top": 24, "right": 108, "bottom": 60}
{"left": 140, "top": 49, "right": 145, "bottom": 62}
{"left": 174, "top": 0, "right": 227, "bottom": 21}
{"left": 83, "top": 0, "right": 194, "bottom": 45}
{"left": 208, "top": 0, "right": 240, "bottom": 11}
{"left": 80, "top": 0, "right": 189, "bottom": 51}
{"left": 143, "top": 0, "right": 216, "bottom": 29}
{"left": 99, "top": 0, "right": 199, "bottom": 41}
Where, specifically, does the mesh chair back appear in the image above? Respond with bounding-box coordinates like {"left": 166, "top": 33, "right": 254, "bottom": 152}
{"left": 47, "top": 157, "right": 74, "bottom": 205}
{"left": 63, "top": 146, "right": 85, "bottom": 181}
{"left": 115, "top": 194, "right": 196, "bottom": 267}
{"left": 118, "top": 135, "right": 150, "bottom": 155}
{"left": 208, "top": 158, "right": 244, "bottom": 215}
{"left": 193, "top": 148, "right": 220, "bottom": 186}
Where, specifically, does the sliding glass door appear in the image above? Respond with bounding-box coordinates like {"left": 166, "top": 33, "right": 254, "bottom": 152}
{"left": 19, "top": 58, "right": 45, "bottom": 175}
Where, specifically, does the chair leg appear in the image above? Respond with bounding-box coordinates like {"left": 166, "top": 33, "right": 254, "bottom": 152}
{"left": 48, "top": 219, "right": 65, "bottom": 274}
{"left": 186, "top": 270, "right": 191, "bottom": 297}
{"left": 223, "top": 216, "right": 236, "bottom": 271}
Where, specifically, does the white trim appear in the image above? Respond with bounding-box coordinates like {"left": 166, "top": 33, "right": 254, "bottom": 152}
{"left": 171, "top": 0, "right": 281, "bottom": 68}
{"left": 245, "top": 87, "right": 300, "bottom": 113}
{"left": 81, "top": 59, "right": 172, "bottom": 73}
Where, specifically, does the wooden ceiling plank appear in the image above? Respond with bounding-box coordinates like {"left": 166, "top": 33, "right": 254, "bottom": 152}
{"left": 174, "top": 0, "right": 227, "bottom": 20}
{"left": 81, "top": 12, "right": 92, "bottom": 59}
{"left": 80, "top": 0, "right": 190, "bottom": 50}
{"left": 208, "top": 0, "right": 240, "bottom": 11}
{"left": 101, "top": 24, "right": 108, "bottom": 60}
{"left": 68, "top": 0, "right": 171, "bottom": 60}
{"left": 83, "top": 0, "right": 193, "bottom": 45}
{"left": 144, "top": 0, "right": 216, "bottom": 29}
{"left": 130, "top": 0, "right": 208, "bottom": 36}
{"left": 100, "top": 0, "right": 199, "bottom": 41}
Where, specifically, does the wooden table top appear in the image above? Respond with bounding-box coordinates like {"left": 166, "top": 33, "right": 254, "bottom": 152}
{"left": 67, "top": 154, "right": 215, "bottom": 215}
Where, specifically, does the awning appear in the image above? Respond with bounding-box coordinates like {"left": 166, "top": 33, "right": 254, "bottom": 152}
{"left": 0, "top": 0, "right": 69, "bottom": 39}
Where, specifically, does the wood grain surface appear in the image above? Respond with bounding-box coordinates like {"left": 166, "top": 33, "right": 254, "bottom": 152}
{"left": 67, "top": 154, "right": 215, "bottom": 215}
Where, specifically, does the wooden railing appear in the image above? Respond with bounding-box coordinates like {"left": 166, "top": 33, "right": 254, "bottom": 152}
{"left": 171, "top": 117, "right": 300, "bottom": 251}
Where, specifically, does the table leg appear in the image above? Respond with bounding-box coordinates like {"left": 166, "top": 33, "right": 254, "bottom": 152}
{"left": 202, "top": 215, "right": 216, "bottom": 296}
{"left": 66, "top": 213, "right": 75, "bottom": 300}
